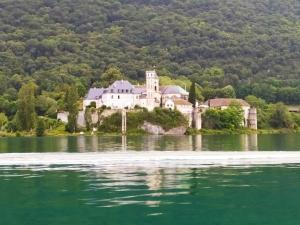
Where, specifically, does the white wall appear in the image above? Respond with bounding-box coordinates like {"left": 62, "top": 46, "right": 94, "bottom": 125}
{"left": 102, "top": 93, "right": 139, "bottom": 109}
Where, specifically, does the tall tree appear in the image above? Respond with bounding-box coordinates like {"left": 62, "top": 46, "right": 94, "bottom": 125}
{"left": 269, "top": 103, "right": 293, "bottom": 128}
{"left": 65, "top": 85, "right": 79, "bottom": 133}
{"left": 188, "top": 82, "right": 196, "bottom": 108}
{"left": 84, "top": 107, "right": 92, "bottom": 131}
{"left": 35, "top": 118, "right": 45, "bottom": 137}
{"left": 99, "top": 66, "right": 124, "bottom": 87}
{"left": 0, "top": 113, "right": 8, "bottom": 130}
{"left": 16, "top": 82, "right": 37, "bottom": 131}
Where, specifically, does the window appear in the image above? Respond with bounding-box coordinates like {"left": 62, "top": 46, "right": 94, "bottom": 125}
{"left": 155, "top": 86, "right": 157, "bottom": 91}
{"left": 111, "top": 95, "right": 113, "bottom": 99}
{"left": 118, "top": 95, "right": 120, "bottom": 99}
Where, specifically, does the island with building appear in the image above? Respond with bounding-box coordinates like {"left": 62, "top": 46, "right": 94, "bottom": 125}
{"left": 57, "top": 70, "right": 257, "bottom": 135}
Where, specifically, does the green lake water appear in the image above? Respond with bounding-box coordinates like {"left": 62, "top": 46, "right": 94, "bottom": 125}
{"left": 1, "top": 134, "right": 300, "bottom": 225}
{"left": 1, "top": 133, "right": 300, "bottom": 152}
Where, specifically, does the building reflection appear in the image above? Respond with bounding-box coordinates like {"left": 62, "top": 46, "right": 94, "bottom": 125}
{"left": 240, "top": 134, "right": 258, "bottom": 151}
{"left": 56, "top": 133, "right": 259, "bottom": 153}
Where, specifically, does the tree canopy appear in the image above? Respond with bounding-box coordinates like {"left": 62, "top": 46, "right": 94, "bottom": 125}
{"left": 0, "top": 0, "right": 300, "bottom": 104}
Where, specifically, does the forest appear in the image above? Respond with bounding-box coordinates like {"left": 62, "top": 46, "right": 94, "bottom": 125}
{"left": 0, "top": 0, "right": 300, "bottom": 133}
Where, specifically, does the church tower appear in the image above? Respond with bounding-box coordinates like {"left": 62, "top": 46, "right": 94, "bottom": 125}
{"left": 146, "top": 70, "right": 159, "bottom": 110}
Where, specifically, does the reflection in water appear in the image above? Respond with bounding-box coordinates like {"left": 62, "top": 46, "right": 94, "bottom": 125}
{"left": 6, "top": 133, "right": 300, "bottom": 153}
{"left": 122, "top": 135, "right": 127, "bottom": 151}
{"left": 240, "top": 134, "right": 258, "bottom": 151}
{"left": 1, "top": 165, "right": 300, "bottom": 225}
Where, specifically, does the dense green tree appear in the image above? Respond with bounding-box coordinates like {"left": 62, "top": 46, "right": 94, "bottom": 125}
{"left": 15, "top": 82, "right": 37, "bottom": 131}
{"left": 203, "top": 105, "right": 244, "bottom": 129}
{"left": 269, "top": 103, "right": 293, "bottom": 129}
{"left": 84, "top": 107, "right": 93, "bottom": 131}
{"left": 245, "top": 95, "right": 269, "bottom": 128}
{"left": 188, "top": 82, "right": 196, "bottom": 108}
{"left": 65, "top": 85, "right": 79, "bottom": 133}
{"left": 0, "top": 113, "right": 8, "bottom": 130}
{"left": 35, "top": 118, "right": 46, "bottom": 137}
{"left": 98, "top": 66, "right": 125, "bottom": 87}
{"left": 35, "top": 95, "right": 57, "bottom": 118}
{"left": 0, "top": 0, "right": 299, "bottom": 104}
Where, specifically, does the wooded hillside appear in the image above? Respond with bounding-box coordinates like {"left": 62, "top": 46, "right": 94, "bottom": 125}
{"left": 1, "top": 0, "right": 300, "bottom": 103}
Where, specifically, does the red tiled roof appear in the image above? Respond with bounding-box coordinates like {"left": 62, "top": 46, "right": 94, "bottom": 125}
{"left": 204, "top": 98, "right": 250, "bottom": 107}
{"left": 172, "top": 98, "right": 192, "bottom": 106}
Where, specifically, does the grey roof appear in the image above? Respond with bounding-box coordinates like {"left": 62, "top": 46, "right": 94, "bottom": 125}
{"left": 160, "top": 85, "right": 189, "bottom": 95}
{"left": 85, "top": 88, "right": 105, "bottom": 100}
{"left": 132, "top": 86, "right": 146, "bottom": 94}
{"left": 106, "top": 80, "right": 135, "bottom": 93}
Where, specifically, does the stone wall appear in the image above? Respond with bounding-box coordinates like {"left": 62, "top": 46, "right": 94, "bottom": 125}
{"left": 141, "top": 122, "right": 187, "bottom": 135}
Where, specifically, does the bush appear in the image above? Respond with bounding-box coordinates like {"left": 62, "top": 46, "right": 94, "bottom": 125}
{"left": 98, "top": 108, "right": 188, "bottom": 133}
{"left": 147, "top": 108, "right": 188, "bottom": 130}
{"left": 268, "top": 103, "right": 294, "bottom": 128}
{"left": 36, "top": 118, "right": 46, "bottom": 136}
{"left": 203, "top": 105, "right": 244, "bottom": 129}
{"left": 98, "top": 112, "right": 122, "bottom": 133}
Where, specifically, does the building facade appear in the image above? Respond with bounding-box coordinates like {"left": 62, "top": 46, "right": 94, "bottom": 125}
{"left": 203, "top": 98, "right": 257, "bottom": 129}
{"left": 83, "top": 70, "right": 193, "bottom": 115}
{"left": 60, "top": 70, "right": 257, "bottom": 130}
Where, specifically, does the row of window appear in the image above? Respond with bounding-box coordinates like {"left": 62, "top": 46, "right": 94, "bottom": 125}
{"left": 110, "top": 89, "right": 132, "bottom": 93}
{"left": 111, "top": 95, "right": 139, "bottom": 99}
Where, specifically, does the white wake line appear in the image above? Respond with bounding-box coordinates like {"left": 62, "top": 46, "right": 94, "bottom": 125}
{"left": 0, "top": 151, "right": 300, "bottom": 167}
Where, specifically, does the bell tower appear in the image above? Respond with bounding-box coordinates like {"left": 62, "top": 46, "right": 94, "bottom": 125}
{"left": 146, "top": 70, "right": 159, "bottom": 110}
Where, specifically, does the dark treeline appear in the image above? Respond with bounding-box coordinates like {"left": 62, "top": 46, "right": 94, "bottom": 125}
{"left": 1, "top": 0, "right": 300, "bottom": 110}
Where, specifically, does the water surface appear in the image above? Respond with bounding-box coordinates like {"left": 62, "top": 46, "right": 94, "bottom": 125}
{"left": 1, "top": 133, "right": 300, "bottom": 225}
{"left": 0, "top": 133, "right": 300, "bottom": 153}
{"left": 1, "top": 165, "right": 300, "bottom": 225}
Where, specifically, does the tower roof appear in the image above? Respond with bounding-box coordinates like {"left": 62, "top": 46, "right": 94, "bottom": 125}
{"left": 160, "top": 85, "right": 189, "bottom": 95}
{"left": 146, "top": 70, "right": 158, "bottom": 78}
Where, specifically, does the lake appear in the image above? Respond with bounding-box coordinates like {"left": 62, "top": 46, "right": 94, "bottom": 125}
{"left": 1, "top": 133, "right": 300, "bottom": 153}
{"left": 1, "top": 133, "right": 300, "bottom": 225}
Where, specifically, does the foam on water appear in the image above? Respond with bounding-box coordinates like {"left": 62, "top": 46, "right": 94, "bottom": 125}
{"left": 0, "top": 151, "right": 300, "bottom": 168}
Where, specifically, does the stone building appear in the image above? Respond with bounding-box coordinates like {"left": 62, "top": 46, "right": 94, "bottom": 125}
{"left": 203, "top": 98, "right": 257, "bottom": 129}
{"left": 83, "top": 70, "right": 193, "bottom": 117}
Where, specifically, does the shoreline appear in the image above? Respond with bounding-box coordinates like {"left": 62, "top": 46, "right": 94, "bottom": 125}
{"left": 0, "top": 128, "right": 299, "bottom": 138}
{"left": 1, "top": 151, "right": 300, "bottom": 168}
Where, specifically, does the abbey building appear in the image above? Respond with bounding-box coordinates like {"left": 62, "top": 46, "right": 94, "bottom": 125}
{"left": 83, "top": 70, "right": 193, "bottom": 114}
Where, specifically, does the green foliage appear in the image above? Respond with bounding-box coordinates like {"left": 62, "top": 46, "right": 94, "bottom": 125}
{"left": 188, "top": 82, "right": 196, "bottom": 107}
{"left": 159, "top": 76, "right": 191, "bottom": 90}
{"left": 268, "top": 103, "right": 294, "bottom": 129}
{"left": 35, "top": 118, "right": 46, "bottom": 137}
{"left": 99, "top": 108, "right": 188, "bottom": 133}
{"left": 35, "top": 95, "right": 57, "bottom": 118}
{"left": 203, "top": 105, "right": 244, "bottom": 129}
{"left": 246, "top": 95, "right": 297, "bottom": 129}
{"left": 147, "top": 108, "right": 188, "bottom": 131}
{"left": 98, "top": 112, "right": 122, "bottom": 133}
{"left": 84, "top": 107, "right": 93, "bottom": 131}
{"left": 0, "top": 0, "right": 300, "bottom": 104}
{"left": 97, "top": 66, "right": 125, "bottom": 87}
{"left": 65, "top": 85, "right": 79, "bottom": 133}
{"left": 203, "top": 85, "right": 236, "bottom": 100}
{"left": 0, "top": 113, "right": 8, "bottom": 130}
{"left": 16, "top": 82, "right": 37, "bottom": 131}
